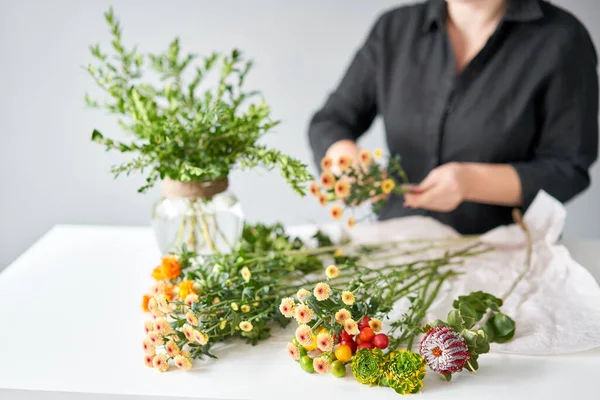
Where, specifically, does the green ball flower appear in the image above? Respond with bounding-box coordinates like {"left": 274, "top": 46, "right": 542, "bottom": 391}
{"left": 351, "top": 348, "right": 386, "bottom": 386}
{"left": 384, "top": 350, "right": 427, "bottom": 395}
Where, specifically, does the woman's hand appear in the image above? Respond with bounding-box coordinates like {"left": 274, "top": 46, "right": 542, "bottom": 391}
{"left": 325, "top": 140, "right": 359, "bottom": 174}
{"left": 403, "top": 162, "right": 467, "bottom": 212}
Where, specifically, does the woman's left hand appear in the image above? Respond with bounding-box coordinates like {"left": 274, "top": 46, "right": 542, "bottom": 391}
{"left": 403, "top": 163, "right": 467, "bottom": 212}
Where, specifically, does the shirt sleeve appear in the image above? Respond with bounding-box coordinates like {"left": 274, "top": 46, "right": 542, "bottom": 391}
{"left": 512, "top": 27, "right": 599, "bottom": 210}
{"left": 307, "top": 14, "right": 385, "bottom": 167}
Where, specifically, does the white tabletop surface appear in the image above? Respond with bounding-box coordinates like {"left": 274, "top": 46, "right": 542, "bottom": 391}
{"left": 1, "top": 225, "right": 599, "bottom": 400}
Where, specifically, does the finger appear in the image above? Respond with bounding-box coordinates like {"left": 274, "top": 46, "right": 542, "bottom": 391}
{"left": 416, "top": 171, "right": 438, "bottom": 192}
{"left": 406, "top": 185, "right": 444, "bottom": 209}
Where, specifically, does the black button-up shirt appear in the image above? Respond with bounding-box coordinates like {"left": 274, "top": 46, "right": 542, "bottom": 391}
{"left": 308, "top": 0, "right": 598, "bottom": 234}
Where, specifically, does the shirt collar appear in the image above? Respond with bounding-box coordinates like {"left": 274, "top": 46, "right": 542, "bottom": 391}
{"left": 422, "top": 0, "right": 544, "bottom": 32}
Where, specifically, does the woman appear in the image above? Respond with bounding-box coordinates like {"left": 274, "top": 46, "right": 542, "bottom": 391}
{"left": 308, "top": 0, "right": 598, "bottom": 234}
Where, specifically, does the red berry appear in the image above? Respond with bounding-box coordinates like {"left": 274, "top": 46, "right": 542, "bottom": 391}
{"left": 358, "top": 316, "right": 371, "bottom": 330}
{"left": 340, "top": 330, "right": 353, "bottom": 342}
{"left": 356, "top": 336, "right": 363, "bottom": 345}
{"left": 358, "top": 327, "right": 375, "bottom": 342}
{"left": 373, "top": 333, "right": 389, "bottom": 349}
{"left": 358, "top": 341, "right": 374, "bottom": 350}
{"left": 340, "top": 339, "right": 357, "bottom": 354}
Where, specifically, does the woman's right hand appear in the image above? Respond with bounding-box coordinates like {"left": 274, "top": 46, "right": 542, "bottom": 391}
{"left": 325, "top": 140, "right": 359, "bottom": 175}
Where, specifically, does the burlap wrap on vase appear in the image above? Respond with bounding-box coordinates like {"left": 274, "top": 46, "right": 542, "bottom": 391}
{"left": 161, "top": 177, "right": 229, "bottom": 199}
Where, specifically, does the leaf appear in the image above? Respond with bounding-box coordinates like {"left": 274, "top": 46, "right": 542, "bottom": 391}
{"left": 91, "top": 129, "right": 104, "bottom": 142}
{"left": 447, "top": 309, "right": 464, "bottom": 329}
{"left": 491, "top": 313, "right": 516, "bottom": 343}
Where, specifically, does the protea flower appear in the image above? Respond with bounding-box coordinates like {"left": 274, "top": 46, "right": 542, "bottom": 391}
{"left": 419, "top": 326, "right": 470, "bottom": 375}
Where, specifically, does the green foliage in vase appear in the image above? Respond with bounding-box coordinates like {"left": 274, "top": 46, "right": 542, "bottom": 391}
{"left": 85, "top": 8, "right": 311, "bottom": 194}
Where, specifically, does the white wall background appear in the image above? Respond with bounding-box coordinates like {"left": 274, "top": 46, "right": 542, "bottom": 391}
{"left": 1, "top": 0, "right": 599, "bottom": 269}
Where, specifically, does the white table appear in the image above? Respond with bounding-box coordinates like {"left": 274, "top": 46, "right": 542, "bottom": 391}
{"left": 1, "top": 225, "right": 599, "bottom": 400}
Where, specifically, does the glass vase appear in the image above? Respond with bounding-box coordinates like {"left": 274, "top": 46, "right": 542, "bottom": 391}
{"left": 152, "top": 177, "right": 244, "bottom": 255}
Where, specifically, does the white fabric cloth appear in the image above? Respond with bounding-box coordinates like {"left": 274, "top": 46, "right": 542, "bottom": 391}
{"left": 292, "top": 191, "right": 600, "bottom": 355}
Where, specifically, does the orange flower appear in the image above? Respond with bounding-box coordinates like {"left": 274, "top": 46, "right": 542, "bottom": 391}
{"left": 141, "top": 295, "right": 151, "bottom": 312}
{"left": 334, "top": 180, "right": 351, "bottom": 199}
{"left": 178, "top": 280, "right": 195, "bottom": 301}
{"left": 338, "top": 155, "right": 353, "bottom": 171}
{"left": 347, "top": 217, "right": 356, "bottom": 229}
{"left": 310, "top": 181, "right": 320, "bottom": 196}
{"left": 320, "top": 172, "right": 336, "bottom": 190}
{"left": 321, "top": 156, "right": 333, "bottom": 171}
{"left": 381, "top": 179, "right": 395, "bottom": 194}
{"left": 151, "top": 266, "right": 164, "bottom": 281}
{"left": 161, "top": 255, "right": 181, "bottom": 280}
{"left": 330, "top": 205, "right": 343, "bottom": 220}
{"left": 318, "top": 193, "right": 328, "bottom": 206}
{"left": 359, "top": 150, "right": 371, "bottom": 165}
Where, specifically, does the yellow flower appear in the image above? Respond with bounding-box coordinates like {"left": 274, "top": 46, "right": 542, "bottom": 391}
{"left": 334, "top": 249, "right": 344, "bottom": 257}
{"left": 148, "top": 297, "right": 163, "bottom": 317}
{"left": 295, "top": 324, "right": 314, "bottom": 347}
{"left": 241, "top": 305, "right": 251, "bottom": 313}
{"left": 314, "top": 282, "right": 331, "bottom": 301}
{"left": 219, "top": 318, "right": 227, "bottom": 330}
{"left": 381, "top": 179, "right": 395, "bottom": 194}
{"left": 186, "top": 312, "right": 198, "bottom": 327}
{"left": 231, "top": 302, "right": 239, "bottom": 311}
{"left": 153, "top": 317, "right": 169, "bottom": 334}
{"left": 318, "top": 193, "right": 328, "bottom": 207}
{"left": 374, "top": 148, "right": 383, "bottom": 160}
{"left": 359, "top": 150, "right": 371, "bottom": 165}
{"left": 344, "top": 318, "right": 359, "bottom": 335}
{"left": 182, "top": 324, "right": 195, "bottom": 342}
{"left": 330, "top": 205, "right": 343, "bottom": 220}
{"left": 321, "top": 156, "right": 333, "bottom": 171}
{"left": 310, "top": 181, "right": 320, "bottom": 197}
{"left": 174, "top": 354, "right": 192, "bottom": 371}
{"left": 184, "top": 294, "right": 199, "bottom": 307}
{"left": 317, "top": 333, "right": 334, "bottom": 352}
{"left": 369, "top": 318, "right": 383, "bottom": 333}
{"left": 296, "top": 288, "right": 311, "bottom": 302}
{"left": 295, "top": 304, "right": 315, "bottom": 324}
{"left": 342, "top": 291, "right": 355, "bottom": 306}
{"left": 320, "top": 172, "right": 336, "bottom": 190}
{"left": 165, "top": 340, "right": 180, "bottom": 357}
{"left": 178, "top": 280, "right": 195, "bottom": 301}
{"left": 279, "top": 297, "right": 296, "bottom": 318}
{"left": 313, "top": 356, "right": 332, "bottom": 374}
{"left": 226, "top": 279, "right": 233, "bottom": 287}
{"left": 144, "top": 354, "right": 154, "bottom": 368}
{"left": 334, "top": 180, "right": 351, "bottom": 199}
{"left": 338, "top": 155, "right": 353, "bottom": 171}
{"left": 347, "top": 217, "right": 356, "bottom": 229}
{"left": 152, "top": 354, "right": 169, "bottom": 372}
{"left": 194, "top": 330, "right": 209, "bottom": 345}
{"left": 253, "top": 301, "right": 259, "bottom": 307}
{"left": 144, "top": 320, "right": 155, "bottom": 335}
{"left": 335, "top": 308, "right": 352, "bottom": 324}
{"left": 241, "top": 267, "right": 252, "bottom": 282}
{"left": 147, "top": 331, "right": 162, "bottom": 347}
{"left": 325, "top": 265, "right": 339, "bottom": 279}
{"left": 239, "top": 321, "right": 253, "bottom": 332}
{"left": 143, "top": 338, "right": 155, "bottom": 356}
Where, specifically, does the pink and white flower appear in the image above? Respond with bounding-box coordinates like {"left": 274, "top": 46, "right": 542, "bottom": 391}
{"left": 419, "top": 326, "right": 471, "bottom": 375}
{"left": 287, "top": 342, "right": 300, "bottom": 360}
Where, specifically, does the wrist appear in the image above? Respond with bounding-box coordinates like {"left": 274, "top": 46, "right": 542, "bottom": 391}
{"left": 456, "top": 162, "right": 475, "bottom": 202}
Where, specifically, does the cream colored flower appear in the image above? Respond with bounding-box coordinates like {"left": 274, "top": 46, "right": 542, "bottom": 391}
{"left": 296, "top": 288, "right": 311, "bottom": 302}
{"left": 373, "top": 148, "right": 383, "bottom": 160}
{"left": 148, "top": 297, "right": 164, "bottom": 317}
{"left": 239, "top": 321, "right": 253, "bottom": 332}
{"left": 314, "top": 282, "right": 331, "bottom": 301}
{"left": 219, "top": 318, "right": 227, "bottom": 330}
{"left": 143, "top": 338, "right": 155, "bottom": 356}
{"left": 193, "top": 330, "right": 208, "bottom": 345}
{"left": 212, "top": 297, "right": 220, "bottom": 304}
{"left": 241, "top": 305, "right": 251, "bottom": 313}
{"left": 279, "top": 297, "right": 296, "bottom": 318}
{"left": 295, "top": 324, "right": 314, "bottom": 347}
{"left": 152, "top": 354, "right": 169, "bottom": 372}
{"left": 144, "top": 354, "right": 154, "bottom": 368}
{"left": 317, "top": 333, "right": 334, "bottom": 352}
{"left": 287, "top": 342, "right": 300, "bottom": 360}
{"left": 333, "top": 249, "right": 344, "bottom": 257}
{"left": 147, "top": 331, "right": 162, "bottom": 347}
{"left": 174, "top": 354, "right": 192, "bottom": 371}
{"left": 252, "top": 301, "right": 259, "bottom": 307}
{"left": 179, "top": 350, "right": 190, "bottom": 358}
{"left": 165, "top": 340, "right": 180, "bottom": 357}
{"left": 369, "top": 318, "right": 383, "bottom": 333}
{"left": 184, "top": 294, "right": 199, "bottom": 307}
{"left": 325, "top": 265, "right": 339, "bottom": 279}
{"left": 156, "top": 294, "right": 173, "bottom": 314}
{"left": 335, "top": 308, "right": 352, "bottom": 324}
{"left": 182, "top": 324, "right": 195, "bottom": 342}
{"left": 154, "top": 317, "right": 169, "bottom": 334}
{"left": 342, "top": 291, "right": 355, "bottom": 306}
{"left": 313, "top": 356, "right": 332, "bottom": 374}
{"left": 241, "top": 267, "right": 252, "bottom": 282}
{"left": 144, "top": 320, "right": 155, "bottom": 335}
{"left": 294, "top": 304, "right": 315, "bottom": 324}
{"left": 186, "top": 312, "right": 199, "bottom": 327}
{"left": 344, "top": 318, "right": 359, "bottom": 335}
{"left": 231, "top": 302, "right": 239, "bottom": 311}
